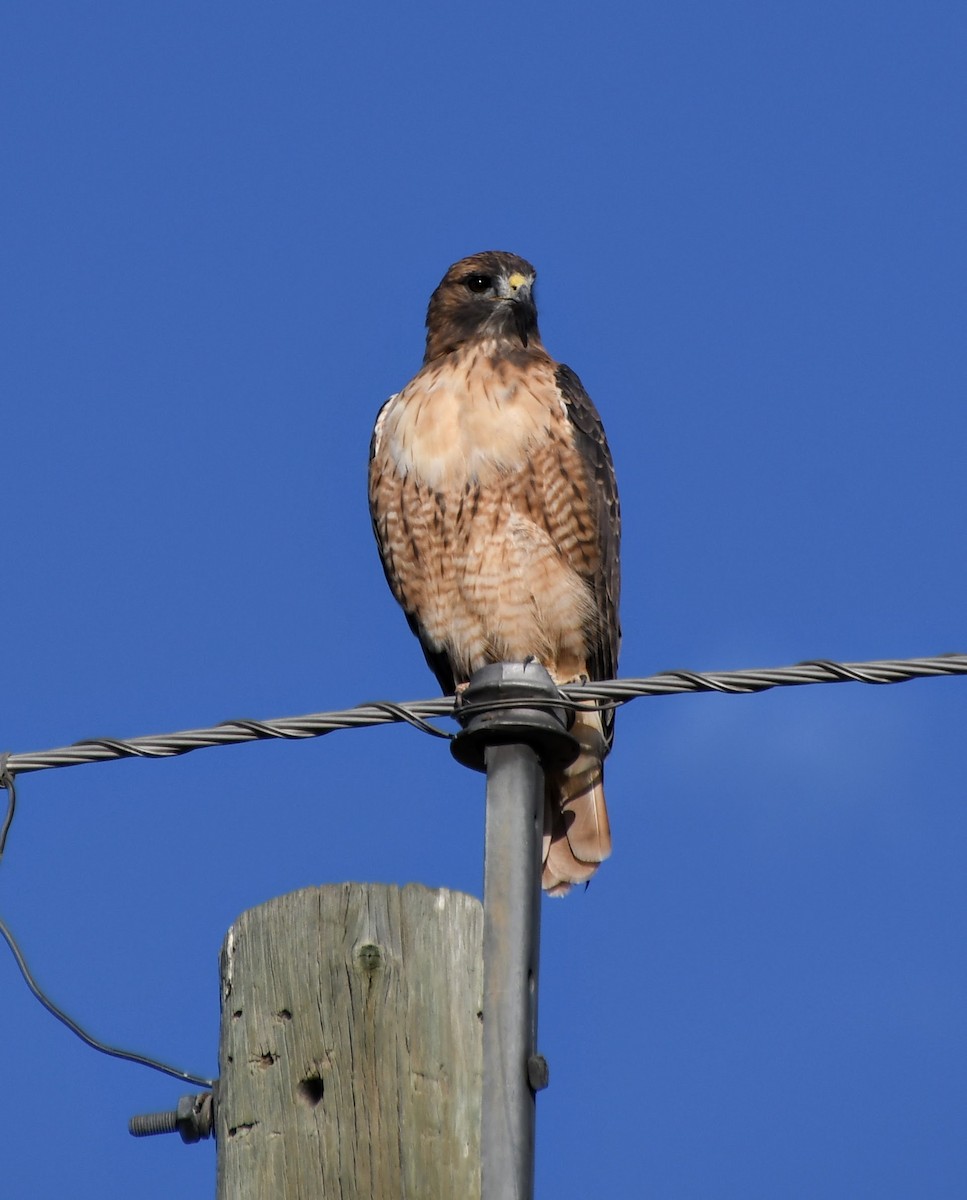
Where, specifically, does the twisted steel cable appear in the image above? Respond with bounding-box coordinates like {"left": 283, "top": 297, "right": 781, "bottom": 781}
{"left": 3, "top": 653, "right": 964, "bottom": 778}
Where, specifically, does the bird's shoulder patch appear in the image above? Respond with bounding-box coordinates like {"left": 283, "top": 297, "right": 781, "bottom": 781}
{"left": 369, "top": 394, "right": 399, "bottom": 461}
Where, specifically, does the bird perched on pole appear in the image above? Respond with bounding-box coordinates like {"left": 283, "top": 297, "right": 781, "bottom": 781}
{"left": 369, "top": 251, "right": 621, "bottom": 894}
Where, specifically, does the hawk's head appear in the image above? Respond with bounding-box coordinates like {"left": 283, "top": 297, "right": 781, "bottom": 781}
{"left": 424, "top": 251, "right": 539, "bottom": 363}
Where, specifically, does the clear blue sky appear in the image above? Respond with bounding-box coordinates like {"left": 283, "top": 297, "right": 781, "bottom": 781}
{"left": 2, "top": 3, "right": 965, "bottom": 1196}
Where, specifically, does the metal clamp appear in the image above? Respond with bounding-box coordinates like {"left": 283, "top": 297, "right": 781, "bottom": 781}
{"left": 450, "top": 661, "right": 579, "bottom": 773}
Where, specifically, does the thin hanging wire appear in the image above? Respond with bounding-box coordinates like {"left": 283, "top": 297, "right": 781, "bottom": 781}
{"left": 0, "top": 754, "right": 213, "bottom": 1088}
{"left": 0, "top": 915, "right": 213, "bottom": 1088}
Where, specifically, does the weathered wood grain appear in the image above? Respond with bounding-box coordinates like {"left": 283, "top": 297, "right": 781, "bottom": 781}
{"left": 216, "top": 883, "right": 483, "bottom": 1199}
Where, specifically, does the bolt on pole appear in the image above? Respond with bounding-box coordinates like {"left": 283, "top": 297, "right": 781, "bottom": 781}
{"left": 129, "top": 1091, "right": 214, "bottom": 1143}
{"left": 452, "top": 662, "right": 578, "bottom": 1200}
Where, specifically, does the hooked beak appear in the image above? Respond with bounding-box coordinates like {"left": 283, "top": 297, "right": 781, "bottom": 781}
{"left": 499, "top": 272, "right": 535, "bottom": 346}
{"left": 500, "top": 271, "right": 532, "bottom": 300}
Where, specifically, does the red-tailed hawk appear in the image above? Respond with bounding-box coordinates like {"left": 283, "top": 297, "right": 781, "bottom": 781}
{"left": 369, "top": 251, "right": 621, "bottom": 894}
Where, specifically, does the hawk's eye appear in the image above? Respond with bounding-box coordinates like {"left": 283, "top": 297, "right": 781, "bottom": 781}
{"left": 465, "top": 273, "right": 492, "bottom": 294}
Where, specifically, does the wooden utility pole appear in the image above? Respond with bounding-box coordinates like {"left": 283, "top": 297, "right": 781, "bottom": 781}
{"left": 216, "top": 883, "right": 483, "bottom": 1199}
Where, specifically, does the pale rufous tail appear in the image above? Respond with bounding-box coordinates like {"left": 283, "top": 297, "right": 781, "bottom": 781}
{"left": 542, "top": 707, "right": 612, "bottom": 895}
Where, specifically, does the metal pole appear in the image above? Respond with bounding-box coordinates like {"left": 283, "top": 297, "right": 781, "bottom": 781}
{"left": 452, "top": 662, "right": 579, "bottom": 1200}
{"left": 481, "top": 741, "right": 543, "bottom": 1199}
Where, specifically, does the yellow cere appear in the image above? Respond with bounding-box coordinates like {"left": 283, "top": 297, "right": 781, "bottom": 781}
{"left": 507, "top": 273, "right": 527, "bottom": 291}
